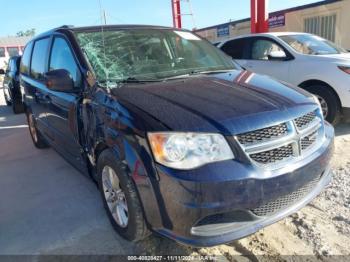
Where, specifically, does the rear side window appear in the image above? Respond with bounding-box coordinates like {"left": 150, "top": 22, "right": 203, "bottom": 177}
{"left": 30, "top": 38, "right": 50, "bottom": 80}
{"left": 49, "top": 37, "right": 81, "bottom": 86}
{"left": 7, "top": 59, "right": 13, "bottom": 71}
{"left": 7, "top": 47, "right": 19, "bottom": 57}
{"left": 20, "top": 42, "right": 34, "bottom": 75}
{"left": 221, "top": 39, "right": 246, "bottom": 59}
{"left": 0, "top": 47, "right": 5, "bottom": 57}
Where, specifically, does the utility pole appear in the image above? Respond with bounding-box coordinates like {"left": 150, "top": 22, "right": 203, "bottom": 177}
{"left": 172, "top": 0, "right": 182, "bottom": 28}
{"left": 251, "top": 0, "right": 269, "bottom": 33}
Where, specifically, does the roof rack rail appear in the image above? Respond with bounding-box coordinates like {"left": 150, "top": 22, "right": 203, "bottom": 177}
{"left": 59, "top": 25, "right": 74, "bottom": 29}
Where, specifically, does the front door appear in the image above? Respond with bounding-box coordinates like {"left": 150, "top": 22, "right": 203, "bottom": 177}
{"left": 45, "top": 35, "right": 86, "bottom": 171}
{"left": 240, "top": 37, "right": 292, "bottom": 82}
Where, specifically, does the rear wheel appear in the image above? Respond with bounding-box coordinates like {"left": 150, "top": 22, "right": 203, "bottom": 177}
{"left": 12, "top": 99, "right": 24, "bottom": 114}
{"left": 26, "top": 110, "right": 50, "bottom": 149}
{"left": 303, "top": 84, "right": 341, "bottom": 125}
{"left": 97, "top": 149, "right": 150, "bottom": 241}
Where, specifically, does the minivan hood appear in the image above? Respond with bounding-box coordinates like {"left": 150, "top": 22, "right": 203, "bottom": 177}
{"left": 112, "top": 70, "right": 318, "bottom": 135}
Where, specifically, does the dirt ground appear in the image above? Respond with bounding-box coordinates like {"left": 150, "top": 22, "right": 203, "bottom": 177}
{"left": 136, "top": 123, "right": 350, "bottom": 261}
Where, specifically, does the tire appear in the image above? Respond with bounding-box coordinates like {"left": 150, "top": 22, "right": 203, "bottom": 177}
{"left": 26, "top": 110, "right": 50, "bottom": 149}
{"left": 303, "top": 85, "right": 341, "bottom": 125}
{"left": 12, "top": 99, "right": 24, "bottom": 114}
{"left": 97, "top": 149, "right": 150, "bottom": 242}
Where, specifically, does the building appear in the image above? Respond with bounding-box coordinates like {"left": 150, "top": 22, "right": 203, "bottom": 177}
{"left": 195, "top": 0, "right": 350, "bottom": 49}
{"left": 0, "top": 36, "right": 31, "bottom": 69}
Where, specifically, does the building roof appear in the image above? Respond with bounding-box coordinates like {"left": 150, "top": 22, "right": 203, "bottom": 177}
{"left": 0, "top": 36, "right": 32, "bottom": 47}
{"left": 195, "top": 0, "right": 343, "bottom": 32}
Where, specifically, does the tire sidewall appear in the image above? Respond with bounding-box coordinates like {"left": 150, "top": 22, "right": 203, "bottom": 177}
{"left": 305, "top": 85, "right": 341, "bottom": 124}
{"left": 12, "top": 99, "right": 24, "bottom": 114}
{"left": 97, "top": 150, "right": 142, "bottom": 240}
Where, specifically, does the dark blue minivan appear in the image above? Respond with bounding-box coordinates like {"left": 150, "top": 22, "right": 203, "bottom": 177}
{"left": 20, "top": 25, "right": 334, "bottom": 247}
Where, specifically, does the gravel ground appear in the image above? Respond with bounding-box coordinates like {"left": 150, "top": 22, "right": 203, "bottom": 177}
{"left": 137, "top": 123, "right": 350, "bottom": 261}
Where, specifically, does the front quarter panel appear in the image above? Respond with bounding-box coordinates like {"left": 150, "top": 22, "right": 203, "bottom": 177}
{"left": 87, "top": 87, "right": 165, "bottom": 230}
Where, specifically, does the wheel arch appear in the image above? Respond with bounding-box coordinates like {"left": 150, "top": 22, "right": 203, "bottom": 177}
{"left": 298, "top": 79, "right": 342, "bottom": 108}
{"left": 93, "top": 135, "right": 163, "bottom": 230}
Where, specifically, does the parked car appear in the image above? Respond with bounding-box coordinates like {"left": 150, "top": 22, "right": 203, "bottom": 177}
{"left": 218, "top": 32, "right": 350, "bottom": 125}
{"left": 0, "top": 56, "right": 24, "bottom": 113}
{"left": 21, "top": 25, "right": 334, "bottom": 247}
{"left": 0, "top": 68, "right": 4, "bottom": 90}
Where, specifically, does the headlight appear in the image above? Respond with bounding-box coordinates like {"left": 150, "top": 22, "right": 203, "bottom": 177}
{"left": 311, "top": 95, "right": 323, "bottom": 119}
{"left": 148, "top": 132, "right": 234, "bottom": 170}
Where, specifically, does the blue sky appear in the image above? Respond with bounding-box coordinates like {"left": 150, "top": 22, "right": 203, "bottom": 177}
{"left": 1, "top": 0, "right": 321, "bottom": 36}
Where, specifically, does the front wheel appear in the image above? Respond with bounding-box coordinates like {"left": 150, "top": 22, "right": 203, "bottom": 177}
{"left": 97, "top": 149, "right": 150, "bottom": 242}
{"left": 304, "top": 85, "right": 341, "bottom": 125}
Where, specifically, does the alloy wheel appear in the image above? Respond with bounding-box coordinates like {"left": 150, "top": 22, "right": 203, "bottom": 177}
{"left": 316, "top": 95, "right": 329, "bottom": 119}
{"left": 102, "top": 166, "right": 129, "bottom": 228}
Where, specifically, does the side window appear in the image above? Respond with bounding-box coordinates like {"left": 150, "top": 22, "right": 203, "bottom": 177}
{"left": 221, "top": 39, "right": 246, "bottom": 59}
{"left": 30, "top": 38, "right": 50, "bottom": 80}
{"left": 20, "top": 42, "right": 34, "bottom": 75}
{"left": 7, "top": 47, "right": 19, "bottom": 57}
{"left": 250, "top": 39, "right": 286, "bottom": 60}
{"left": 6, "top": 59, "right": 12, "bottom": 72}
{"left": 49, "top": 37, "right": 81, "bottom": 86}
{"left": 0, "top": 47, "right": 5, "bottom": 57}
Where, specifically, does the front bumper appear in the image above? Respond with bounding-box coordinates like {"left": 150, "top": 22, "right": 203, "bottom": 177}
{"left": 150, "top": 123, "right": 334, "bottom": 247}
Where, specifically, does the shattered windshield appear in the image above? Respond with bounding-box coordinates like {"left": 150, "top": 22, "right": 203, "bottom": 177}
{"left": 74, "top": 28, "right": 234, "bottom": 85}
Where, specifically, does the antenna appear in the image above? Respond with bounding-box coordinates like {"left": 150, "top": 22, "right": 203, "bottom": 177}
{"left": 97, "top": 0, "right": 109, "bottom": 90}
{"left": 103, "top": 10, "right": 107, "bottom": 25}
{"left": 98, "top": 0, "right": 107, "bottom": 25}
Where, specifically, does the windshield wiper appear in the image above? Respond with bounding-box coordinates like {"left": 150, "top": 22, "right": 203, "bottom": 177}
{"left": 162, "top": 69, "right": 233, "bottom": 81}
{"left": 115, "top": 77, "right": 162, "bottom": 83}
{"left": 99, "top": 77, "right": 161, "bottom": 85}
{"left": 190, "top": 69, "right": 233, "bottom": 75}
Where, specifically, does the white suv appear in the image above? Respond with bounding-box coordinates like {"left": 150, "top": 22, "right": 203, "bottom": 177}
{"left": 218, "top": 32, "right": 350, "bottom": 124}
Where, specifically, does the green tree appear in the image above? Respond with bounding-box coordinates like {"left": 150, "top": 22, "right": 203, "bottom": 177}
{"left": 16, "top": 29, "right": 36, "bottom": 37}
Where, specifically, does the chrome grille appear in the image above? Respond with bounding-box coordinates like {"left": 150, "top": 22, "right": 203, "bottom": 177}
{"left": 237, "top": 123, "right": 288, "bottom": 145}
{"left": 251, "top": 176, "right": 320, "bottom": 216}
{"left": 294, "top": 111, "right": 317, "bottom": 129}
{"left": 235, "top": 110, "right": 323, "bottom": 169}
{"left": 250, "top": 144, "right": 294, "bottom": 164}
{"left": 301, "top": 130, "right": 318, "bottom": 151}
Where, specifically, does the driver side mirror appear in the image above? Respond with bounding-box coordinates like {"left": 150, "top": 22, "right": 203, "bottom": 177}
{"left": 268, "top": 50, "right": 287, "bottom": 61}
{"left": 0, "top": 69, "right": 5, "bottom": 75}
{"left": 45, "top": 69, "right": 74, "bottom": 92}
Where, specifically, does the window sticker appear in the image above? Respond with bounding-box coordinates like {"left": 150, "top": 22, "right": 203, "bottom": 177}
{"left": 174, "top": 31, "right": 201, "bottom": 41}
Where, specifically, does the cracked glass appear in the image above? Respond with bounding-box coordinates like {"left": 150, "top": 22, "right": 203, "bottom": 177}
{"left": 74, "top": 28, "right": 235, "bottom": 86}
